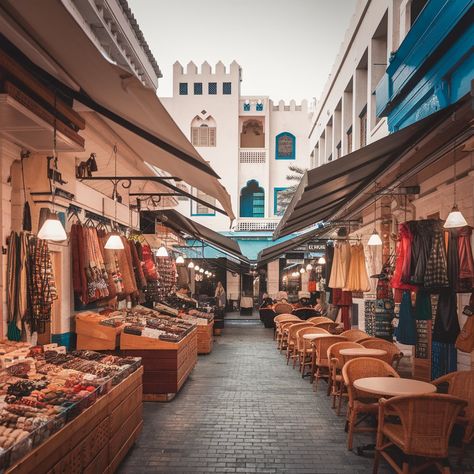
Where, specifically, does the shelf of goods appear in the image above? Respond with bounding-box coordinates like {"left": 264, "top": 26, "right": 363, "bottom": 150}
{"left": 75, "top": 306, "right": 199, "bottom": 400}
{"left": 0, "top": 341, "right": 143, "bottom": 473}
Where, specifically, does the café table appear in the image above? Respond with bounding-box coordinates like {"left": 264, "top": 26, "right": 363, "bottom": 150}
{"left": 339, "top": 348, "right": 387, "bottom": 364}
{"left": 303, "top": 333, "right": 339, "bottom": 341}
{"left": 353, "top": 377, "right": 436, "bottom": 397}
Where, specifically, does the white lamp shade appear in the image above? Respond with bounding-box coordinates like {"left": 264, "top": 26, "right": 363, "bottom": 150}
{"left": 175, "top": 255, "right": 185, "bottom": 264}
{"left": 156, "top": 245, "right": 169, "bottom": 257}
{"left": 188, "top": 261, "right": 195, "bottom": 269}
{"left": 306, "top": 263, "right": 313, "bottom": 271}
{"left": 104, "top": 233, "right": 124, "bottom": 250}
{"left": 38, "top": 214, "right": 67, "bottom": 241}
{"left": 317, "top": 256, "right": 326, "bottom": 265}
{"left": 368, "top": 230, "right": 383, "bottom": 246}
{"left": 299, "top": 268, "right": 305, "bottom": 274}
{"left": 199, "top": 268, "right": 204, "bottom": 273}
{"left": 444, "top": 205, "right": 468, "bottom": 228}
{"left": 194, "top": 265, "right": 200, "bottom": 271}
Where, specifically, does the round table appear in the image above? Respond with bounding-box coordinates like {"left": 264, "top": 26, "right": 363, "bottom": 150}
{"left": 353, "top": 377, "right": 436, "bottom": 397}
{"left": 303, "top": 333, "right": 335, "bottom": 341}
{"left": 340, "top": 348, "right": 386, "bottom": 363}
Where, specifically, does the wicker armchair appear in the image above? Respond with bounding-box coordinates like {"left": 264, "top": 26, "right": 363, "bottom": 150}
{"left": 432, "top": 370, "right": 474, "bottom": 461}
{"left": 259, "top": 308, "right": 277, "bottom": 329}
{"left": 292, "top": 307, "right": 320, "bottom": 320}
{"left": 373, "top": 394, "right": 466, "bottom": 474}
{"left": 340, "top": 329, "right": 369, "bottom": 342}
{"left": 311, "top": 335, "right": 347, "bottom": 389}
{"left": 315, "top": 321, "right": 340, "bottom": 333}
{"left": 295, "top": 327, "right": 329, "bottom": 375}
{"left": 327, "top": 341, "right": 363, "bottom": 415}
{"left": 274, "top": 302, "right": 294, "bottom": 315}
{"left": 279, "top": 320, "right": 303, "bottom": 352}
{"left": 307, "top": 316, "right": 333, "bottom": 325}
{"left": 342, "top": 357, "right": 399, "bottom": 450}
{"left": 361, "top": 338, "right": 404, "bottom": 369}
{"left": 274, "top": 314, "right": 300, "bottom": 342}
{"left": 286, "top": 322, "right": 315, "bottom": 365}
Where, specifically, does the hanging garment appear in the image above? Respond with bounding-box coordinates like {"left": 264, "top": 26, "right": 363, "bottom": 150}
{"left": 83, "top": 227, "right": 109, "bottom": 302}
{"left": 457, "top": 226, "right": 474, "bottom": 292}
{"left": 411, "top": 220, "right": 435, "bottom": 285}
{"left": 446, "top": 228, "right": 460, "bottom": 289}
{"left": 433, "top": 289, "right": 460, "bottom": 344}
{"left": 22, "top": 201, "right": 32, "bottom": 232}
{"left": 97, "top": 230, "right": 122, "bottom": 298}
{"left": 414, "top": 288, "right": 432, "bottom": 321}
{"left": 401, "top": 222, "right": 415, "bottom": 284}
{"left": 392, "top": 223, "right": 418, "bottom": 291}
{"left": 424, "top": 222, "right": 450, "bottom": 289}
{"left": 121, "top": 237, "right": 139, "bottom": 296}
{"left": 332, "top": 288, "right": 352, "bottom": 330}
{"left": 129, "top": 239, "right": 147, "bottom": 290}
{"left": 344, "top": 243, "right": 371, "bottom": 292}
{"left": 325, "top": 244, "right": 334, "bottom": 304}
{"left": 329, "top": 241, "right": 351, "bottom": 289}
{"left": 431, "top": 341, "right": 457, "bottom": 380}
{"left": 141, "top": 243, "right": 159, "bottom": 281}
{"left": 395, "top": 290, "right": 417, "bottom": 345}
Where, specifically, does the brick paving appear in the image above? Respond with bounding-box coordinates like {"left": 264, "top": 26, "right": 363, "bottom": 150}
{"left": 119, "top": 321, "right": 473, "bottom": 474}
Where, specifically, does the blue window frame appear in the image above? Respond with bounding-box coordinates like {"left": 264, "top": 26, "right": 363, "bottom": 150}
{"left": 179, "top": 83, "right": 188, "bottom": 95}
{"left": 273, "top": 187, "right": 288, "bottom": 216}
{"left": 256, "top": 103, "right": 263, "bottom": 111}
{"left": 208, "top": 82, "right": 217, "bottom": 94}
{"left": 240, "top": 180, "right": 264, "bottom": 218}
{"left": 223, "top": 82, "right": 232, "bottom": 95}
{"left": 275, "top": 132, "right": 296, "bottom": 160}
{"left": 243, "top": 103, "right": 251, "bottom": 111}
{"left": 194, "top": 82, "right": 202, "bottom": 95}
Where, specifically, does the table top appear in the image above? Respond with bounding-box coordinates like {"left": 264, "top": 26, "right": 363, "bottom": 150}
{"left": 340, "top": 348, "right": 387, "bottom": 357}
{"left": 303, "top": 333, "right": 334, "bottom": 340}
{"left": 353, "top": 377, "right": 437, "bottom": 397}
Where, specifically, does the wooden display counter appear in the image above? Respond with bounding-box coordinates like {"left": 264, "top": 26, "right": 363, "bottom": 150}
{"left": 75, "top": 312, "right": 123, "bottom": 351}
{"left": 197, "top": 321, "right": 214, "bottom": 354}
{"left": 7, "top": 367, "right": 143, "bottom": 474}
{"left": 120, "top": 329, "right": 197, "bottom": 401}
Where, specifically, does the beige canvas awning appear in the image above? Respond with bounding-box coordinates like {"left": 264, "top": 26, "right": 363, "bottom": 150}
{"left": 0, "top": 0, "right": 235, "bottom": 219}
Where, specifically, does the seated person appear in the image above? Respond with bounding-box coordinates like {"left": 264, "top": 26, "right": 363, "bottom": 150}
{"left": 294, "top": 291, "right": 311, "bottom": 309}
{"left": 260, "top": 296, "right": 274, "bottom": 309}
{"left": 275, "top": 290, "right": 288, "bottom": 302}
{"left": 314, "top": 295, "right": 328, "bottom": 315}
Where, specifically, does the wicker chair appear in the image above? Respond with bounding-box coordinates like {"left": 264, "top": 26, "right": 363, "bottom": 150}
{"left": 432, "top": 370, "right": 474, "bottom": 461}
{"left": 295, "top": 327, "right": 329, "bottom": 374}
{"left": 286, "top": 322, "right": 314, "bottom": 365}
{"left": 361, "top": 338, "right": 404, "bottom": 369}
{"left": 274, "top": 302, "right": 294, "bottom": 315}
{"left": 340, "top": 329, "right": 369, "bottom": 342}
{"left": 315, "top": 321, "right": 340, "bottom": 333}
{"left": 311, "top": 335, "right": 347, "bottom": 389}
{"left": 279, "top": 320, "right": 303, "bottom": 352}
{"left": 274, "top": 314, "right": 300, "bottom": 342}
{"left": 342, "top": 357, "right": 399, "bottom": 450}
{"left": 292, "top": 307, "right": 320, "bottom": 320}
{"left": 373, "top": 394, "right": 467, "bottom": 474}
{"left": 307, "top": 316, "right": 333, "bottom": 325}
{"left": 327, "top": 341, "right": 363, "bottom": 415}
{"left": 259, "top": 308, "right": 277, "bottom": 329}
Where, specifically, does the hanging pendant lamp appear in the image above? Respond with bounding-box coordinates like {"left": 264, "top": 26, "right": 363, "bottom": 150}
{"left": 105, "top": 145, "right": 124, "bottom": 250}
{"left": 299, "top": 267, "right": 305, "bottom": 274}
{"left": 368, "top": 183, "right": 382, "bottom": 246}
{"left": 188, "top": 261, "right": 195, "bottom": 269}
{"left": 444, "top": 143, "right": 468, "bottom": 228}
{"left": 317, "top": 256, "right": 326, "bottom": 265}
{"left": 175, "top": 255, "right": 185, "bottom": 264}
{"left": 38, "top": 212, "right": 67, "bottom": 241}
{"left": 156, "top": 245, "right": 169, "bottom": 257}
{"left": 306, "top": 263, "right": 313, "bottom": 271}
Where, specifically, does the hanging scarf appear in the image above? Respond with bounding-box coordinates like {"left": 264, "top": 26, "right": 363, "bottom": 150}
{"left": 392, "top": 223, "right": 417, "bottom": 291}
{"left": 395, "top": 290, "right": 417, "bottom": 345}
{"left": 424, "top": 222, "right": 449, "bottom": 289}
{"left": 433, "top": 289, "right": 460, "bottom": 344}
{"left": 129, "top": 239, "right": 147, "bottom": 289}
{"left": 457, "top": 226, "right": 474, "bottom": 292}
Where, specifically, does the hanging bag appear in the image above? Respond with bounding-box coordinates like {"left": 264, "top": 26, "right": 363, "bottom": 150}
{"left": 455, "top": 292, "right": 474, "bottom": 353}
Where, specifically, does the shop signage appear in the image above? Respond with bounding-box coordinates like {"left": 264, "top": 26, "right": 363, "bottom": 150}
{"left": 307, "top": 242, "right": 326, "bottom": 251}
{"left": 286, "top": 258, "right": 304, "bottom": 264}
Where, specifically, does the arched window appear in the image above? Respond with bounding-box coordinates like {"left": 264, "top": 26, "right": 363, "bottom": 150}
{"left": 275, "top": 132, "right": 295, "bottom": 160}
{"left": 240, "top": 119, "right": 265, "bottom": 148}
{"left": 191, "top": 115, "right": 216, "bottom": 147}
{"left": 240, "top": 180, "right": 265, "bottom": 218}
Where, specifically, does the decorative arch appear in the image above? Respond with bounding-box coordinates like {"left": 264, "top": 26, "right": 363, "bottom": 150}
{"left": 240, "top": 119, "right": 265, "bottom": 148}
{"left": 275, "top": 132, "right": 296, "bottom": 160}
{"left": 191, "top": 115, "right": 216, "bottom": 147}
{"left": 240, "top": 179, "right": 265, "bottom": 218}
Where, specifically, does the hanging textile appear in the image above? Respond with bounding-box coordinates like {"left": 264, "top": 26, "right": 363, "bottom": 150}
{"left": 6, "top": 232, "right": 21, "bottom": 339}
{"left": 414, "top": 288, "right": 432, "bottom": 321}
{"left": 411, "top": 220, "right": 435, "bottom": 285}
{"left": 83, "top": 227, "right": 109, "bottom": 302}
{"left": 457, "top": 226, "right": 474, "bottom": 292}
{"left": 325, "top": 243, "right": 334, "bottom": 304}
{"left": 129, "top": 239, "right": 147, "bottom": 290}
{"left": 141, "top": 243, "right": 159, "bottom": 281}
{"left": 332, "top": 288, "right": 352, "bottom": 330}
{"left": 424, "top": 221, "right": 450, "bottom": 289}
{"left": 97, "top": 230, "right": 122, "bottom": 297}
{"left": 121, "top": 237, "right": 139, "bottom": 296}
{"left": 344, "top": 243, "right": 370, "bottom": 292}
{"left": 395, "top": 290, "right": 417, "bottom": 345}
{"left": 433, "top": 289, "right": 460, "bottom": 344}
{"left": 431, "top": 341, "right": 457, "bottom": 379}
{"left": 392, "top": 223, "right": 418, "bottom": 291}
{"left": 328, "top": 241, "right": 350, "bottom": 289}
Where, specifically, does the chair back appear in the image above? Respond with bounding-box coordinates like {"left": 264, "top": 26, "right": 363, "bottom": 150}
{"left": 381, "top": 394, "right": 466, "bottom": 457}
{"left": 274, "top": 314, "right": 300, "bottom": 332}
{"left": 315, "top": 321, "right": 340, "bottom": 333}
{"left": 314, "top": 336, "right": 347, "bottom": 367}
{"left": 307, "top": 316, "right": 333, "bottom": 325}
{"left": 361, "top": 338, "right": 404, "bottom": 367}
{"left": 342, "top": 357, "right": 399, "bottom": 406}
{"left": 296, "top": 327, "right": 329, "bottom": 353}
{"left": 340, "top": 328, "right": 369, "bottom": 342}
{"left": 292, "top": 307, "right": 319, "bottom": 320}
{"left": 274, "top": 302, "right": 294, "bottom": 315}
{"left": 287, "top": 322, "right": 314, "bottom": 346}
{"left": 259, "top": 308, "right": 276, "bottom": 319}
{"left": 327, "top": 341, "right": 363, "bottom": 371}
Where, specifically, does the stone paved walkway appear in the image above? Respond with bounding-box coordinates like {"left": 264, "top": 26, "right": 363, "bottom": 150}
{"left": 118, "top": 321, "right": 472, "bottom": 474}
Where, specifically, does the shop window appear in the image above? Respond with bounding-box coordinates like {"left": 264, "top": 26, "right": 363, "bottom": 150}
{"left": 274, "top": 187, "right": 288, "bottom": 216}
{"left": 179, "top": 83, "right": 188, "bottom": 95}
{"left": 359, "top": 107, "right": 367, "bottom": 148}
{"left": 192, "top": 188, "right": 216, "bottom": 216}
{"left": 275, "top": 132, "right": 296, "bottom": 160}
{"left": 240, "top": 119, "right": 265, "bottom": 148}
{"left": 347, "top": 127, "right": 353, "bottom": 153}
{"left": 194, "top": 82, "right": 203, "bottom": 95}
{"left": 191, "top": 115, "right": 216, "bottom": 147}
{"left": 223, "top": 82, "right": 232, "bottom": 95}
{"left": 208, "top": 82, "right": 217, "bottom": 95}
{"left": 240, "top": 180, "right": 265, "bottom": 218}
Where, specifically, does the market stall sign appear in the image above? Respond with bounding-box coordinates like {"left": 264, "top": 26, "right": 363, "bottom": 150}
{"left": 307, "top": 242, "right": 326, "bottom": 251}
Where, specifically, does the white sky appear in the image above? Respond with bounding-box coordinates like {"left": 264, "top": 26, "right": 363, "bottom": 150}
{"left": 128, "top": 0, "right": 357, "bottom": 102}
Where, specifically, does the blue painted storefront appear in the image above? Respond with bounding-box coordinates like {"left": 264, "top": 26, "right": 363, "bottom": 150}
{"left": 376, "top": 0, "right": 473, "bottom": 129}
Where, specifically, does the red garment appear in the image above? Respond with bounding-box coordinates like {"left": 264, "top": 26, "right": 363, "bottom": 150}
{"left": 392, "top": 223, "right": 417, "bottom": 291}
{"left": 333, "top": 289, "right": 352, "bottom": 330}
{"left": 341, "top": 307, "right": 351, "bottom": 331}
{"left": 458, "top": 226, "right": 474, "bottom": 290}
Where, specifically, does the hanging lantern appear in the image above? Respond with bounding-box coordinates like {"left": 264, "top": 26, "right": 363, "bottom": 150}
{"left": 175, "top": 255, "right": 185, "bottom": 264}
{"left": 367, "top": 229, "right": 383, "bottom": 246}
{"left": 199, "top": 268, "right": 204, "bottom": 274}
{"left": 444, "top": 204, "right": 468, "bottom": 228}
{"left": 38, "top": 212, "right": 67, "bottom": 241}
{"left": 306, "top": 263, "right": 313, "bottom": 271}
{"left": 317, "top": 256, "right": 326, "bottom": 265}
{"left": 156, "top": 245, "right": 169, "bottom": 257}
{"left": 104, "top": 231, "right": 124, "bottom": 250}
{"left": 194, "top": 265, "right": 200, "bottom": 271}
{"left": 188, "top": 261, "right": 195, "bottom": 269}
{"left": 299, "top": 267, "right": 305, "bottom": 274}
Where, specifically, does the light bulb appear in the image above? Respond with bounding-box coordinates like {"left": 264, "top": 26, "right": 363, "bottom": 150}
{"left": 299, "top": 268, "right": 305, "bottom": 274}
{"left": 188, "top": 261, "right": 194, "bottom": 269}
{"left": 444, "top": 205, "right": 468, "bottom": 228}
{"left": 156, "top": 245, "right": 169, "bottom": 257}
{"left": 368, "top": 230, "right": 383, "bottom": 246}
{"left": 194, "top": 265, "right": 200, "bottom": 271}
{"left": 199, "top": 268, "right": 204, "bottom": 273}
{"left": 306, "top": 263, "right": 313, "bottom": 271}
{"left": 104, "top": 232, "right": 124, "bottom": 250}
{"left": 175, "top": 255, "right": 185, "bottom": 264}
{"left": 38, "top": 213, "right": 67, "bottom": 241}
{"left": 318, "top": 256, "right": 326, "bottom": 265}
